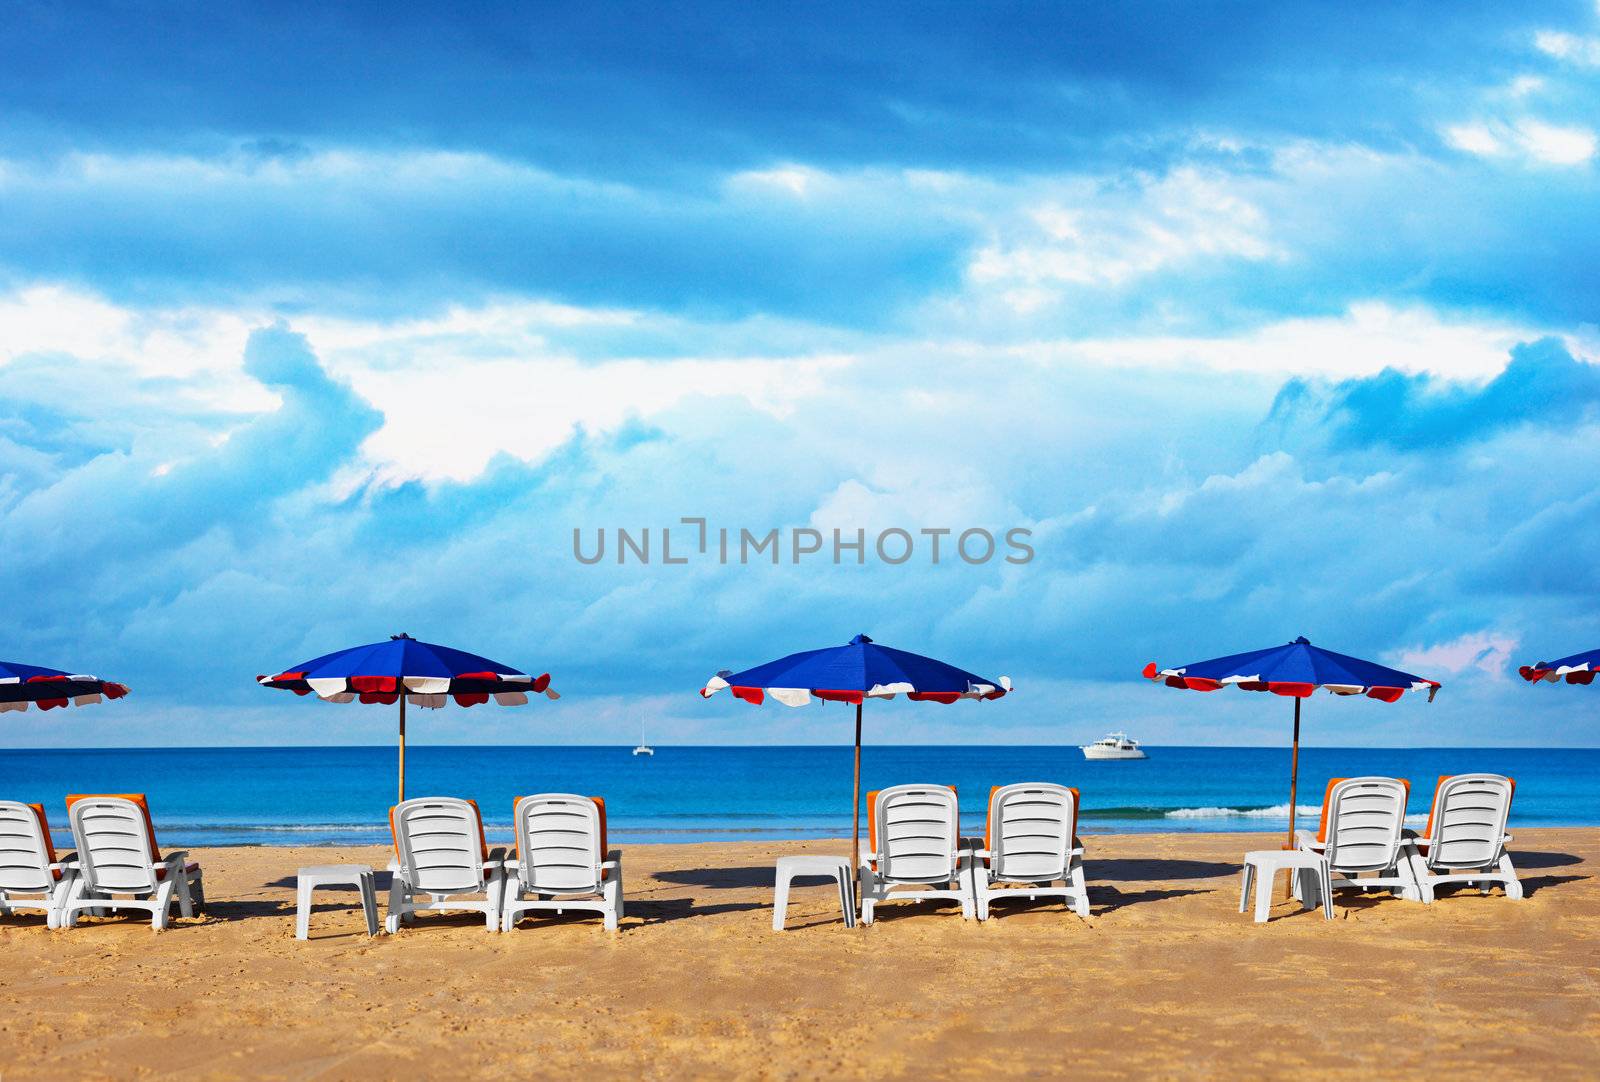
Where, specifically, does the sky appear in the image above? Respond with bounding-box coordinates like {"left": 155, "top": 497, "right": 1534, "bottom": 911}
{"left": 3, "top": 2, "right": 1600, "bottom": 748}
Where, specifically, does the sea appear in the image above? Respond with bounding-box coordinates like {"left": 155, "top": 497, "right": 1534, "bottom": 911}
{"left": 4, "top": 745, "right": 1596, "bottom": 848}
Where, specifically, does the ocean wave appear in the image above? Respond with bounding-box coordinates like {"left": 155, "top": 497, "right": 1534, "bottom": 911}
{"left": 1162, "top": 804, "right": 1427, "bottom": 824}
{"left": 1164, "top": 804, "right": 1322, "bottom": 819}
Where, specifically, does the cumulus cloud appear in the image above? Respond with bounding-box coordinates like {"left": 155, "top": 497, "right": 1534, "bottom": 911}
{"left": 2, "top": 3, "right": 1599, "bottom": 751}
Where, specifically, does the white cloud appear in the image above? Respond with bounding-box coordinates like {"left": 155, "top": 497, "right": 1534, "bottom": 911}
{"left": 1534, "top": 29, "right": 1600, "bottom": 66}
{"left": 1041, "top": 302, "right": 1542, "bottom": 381}
{"left": 1444, "top": 117, "right": 1597, "bottom": 165}
{"left": 967, "top": 167, "right": 1281, "bottom": 309}
{"left": 1395, "top": 631, "right": 1519, "bottom": 679}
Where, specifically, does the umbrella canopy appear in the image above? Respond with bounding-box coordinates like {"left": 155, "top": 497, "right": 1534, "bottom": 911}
{"left": 0, "top": 661, "right": 129, "bottom": 713}
{"left": 1144, "top": 636, "right": 1439, "bottom": 848}
{"left": 1519, "top": 648, "right": 1600, "bottom": 685}
{"left": 1144, "top": 637, "right": 1440, "bottom": 702}
{"left": 703, "top": 634, "right": 1010, "bottom": 877}
{"left": 701, "top": 633, "right": 1010, "bottom": 706}
{"left": 258, "top": 633, "right": 558, "bottom": 800}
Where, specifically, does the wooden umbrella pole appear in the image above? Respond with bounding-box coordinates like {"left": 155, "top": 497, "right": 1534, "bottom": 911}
{"left": 1287, "top": 696, "right": 1301, "bottom": 846}
{"left": 1283, "top": 696, "right": 1301, "bottom": 898}
{"left": 851, "top": 701, "right": 863, "bottom": 886}
{"left": 398, "top": 692, "right": 408, "bottom": 805}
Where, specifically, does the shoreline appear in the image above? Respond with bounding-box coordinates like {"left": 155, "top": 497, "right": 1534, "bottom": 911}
{"left": 4, "top": 827, "right": 1596, "bottom": 1078}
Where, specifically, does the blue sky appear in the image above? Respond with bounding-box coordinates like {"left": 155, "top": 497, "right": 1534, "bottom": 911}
{"left": 4, "top": 3, "right": 1600, "bottom": 747}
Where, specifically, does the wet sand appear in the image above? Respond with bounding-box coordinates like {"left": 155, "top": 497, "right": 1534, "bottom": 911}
{"left": 1, "top": 829, "right": 1596, "bottom": 1080}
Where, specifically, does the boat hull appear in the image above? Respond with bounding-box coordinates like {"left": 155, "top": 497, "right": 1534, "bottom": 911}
{"left": 1080, "top": 746, "right": 1147, "bottom": 760}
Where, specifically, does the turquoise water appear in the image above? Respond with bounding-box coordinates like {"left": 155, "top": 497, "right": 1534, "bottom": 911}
{"left": 4, "top": 745, "right": 1595, "bottom": 846}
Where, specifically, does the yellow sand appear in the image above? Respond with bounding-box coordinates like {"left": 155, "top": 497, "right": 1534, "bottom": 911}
{"left": 1, "top": 830, "right": 1597, "bottom": 1080}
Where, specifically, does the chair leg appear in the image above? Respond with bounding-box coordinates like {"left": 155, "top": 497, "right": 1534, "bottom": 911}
{"left": 296, "top": 878, "right": 314, "bottom": 940}
{"left": 484, "top": 870, "right": 504, "bottom": 932}
{"left": 603, "top": 878, "right": 621, "bottom": 931}
{"left": 1239, "top": 863, "right": 1255, "bottom": 914}
{"left": 772, "top": 869, "right": 791, "bottom": 931}
{"left": 500, "top": 876, "right": 520, "bottom": 932}
{"left": 152, "top": 881, "right": 176, "bottom": 931}
{"left": 174, "top": 869, "right": 195, "bottom": 919}
{"left": 1499, "top": 854, "right": 1524, "bottom": 900}
{"left": 1253, "top": 868, "right": 1274, "bottom": 923}
{"left": 385, "top": 876, "right": 407, "bottom": 934}
{"left": 1069, "top": 863, "right": 1090, "bottom": 918}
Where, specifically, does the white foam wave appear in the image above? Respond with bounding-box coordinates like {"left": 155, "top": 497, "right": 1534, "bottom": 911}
{"left": 1165, "top": 804, "right": 1321, "bottom": 819}
{"left": 1165, "top": 805, "right": 1426, "bottom": 824}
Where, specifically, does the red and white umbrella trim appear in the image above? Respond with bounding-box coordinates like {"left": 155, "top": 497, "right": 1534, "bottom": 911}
{"left": 255, "top": 670, "right": 558, "bottom": 709}
{"left": 0, "top": 675, "right": 131, "bottom": 713}
{"left": 1519, "top": 662, "right": 1595, "bottom": 684}
{"left": 1142, "top": 663, "right": 1439, "bottom": 703}
{"left": 700, "top": 675, "right": 1011, "bottom": 707}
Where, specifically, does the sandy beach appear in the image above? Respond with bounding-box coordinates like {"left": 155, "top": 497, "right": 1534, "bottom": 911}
{"left": 1, "top": 829, "right": 1596, "bottom": 1080}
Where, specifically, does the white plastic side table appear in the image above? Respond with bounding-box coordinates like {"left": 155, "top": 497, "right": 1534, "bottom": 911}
{"left": 1239, "top": 849, "right": 1332, "bottom": 923}
{"left": 296, "top": 864, "right": 381, "bottom": 939}
{"left": 773, "top": 855, "right": 856, "bottom": 930}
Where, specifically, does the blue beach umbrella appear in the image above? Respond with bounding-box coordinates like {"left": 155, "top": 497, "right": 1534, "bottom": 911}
{"left": 258, "top": 633, "right": 558, "bottom": 801}
{"left": 1144, "top": 637, "right": 1440, "bottom": 845}
{"left": 1519, "top": 648, "right": 1600, "bottom": 685}
{"left": 702, "top": 634, "right": 1010, "bottom": 872}
{"left": 0, "top": 661, "right": 129, "bottom": 714}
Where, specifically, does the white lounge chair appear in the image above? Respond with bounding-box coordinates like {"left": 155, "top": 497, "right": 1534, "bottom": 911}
{"left": 859, "top": 784, "right": 975, "bottom": 923}
{"left": 501, "top": 794, "right": 624, "bottom": 932}
{"left": 1404, "top": 774, "right": 1522, "bottom": 902}
{"left": 1295, "top": 777, "right": 1420, "bottom": 909}
{"left": 59, "top": 794, "right": 204, "bottom": 930}
{"left": 386, "top": 797, "right": 505, "bottom": 933}
{"left": 0, "top": 801, "right": 77, "bottom": 928}
{"left": 970, "top": 783, "right": 1090, "bottom": 920}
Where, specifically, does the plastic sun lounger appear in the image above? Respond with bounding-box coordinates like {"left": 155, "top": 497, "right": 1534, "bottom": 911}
{"left": 59, "top": 794, "right": 205, "bottom": 931}
{"left": 1404, "top": 774, "right": 1522, "bottom": 902}
{"left": 0, "top": 800, "right": 77, "bottom": 928}
{"left": 501, "top": 794, "right": 624, "bottom": 932}
{"left": 970, "top": 783, "right": 1091, "bottom": 920}
{"left": 1295, "top": 776, "right": 1421, "bottom": 910}
{"left": 386, "top": 797, "right": 505, "bottom": 933}
{"left": 859, "top": 784, "right": 976, "bottom": 923}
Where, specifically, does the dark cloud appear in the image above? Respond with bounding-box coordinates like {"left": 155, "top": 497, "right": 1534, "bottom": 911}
{"left": 1266, "top": 339, "right": 1600, "bottom": 452}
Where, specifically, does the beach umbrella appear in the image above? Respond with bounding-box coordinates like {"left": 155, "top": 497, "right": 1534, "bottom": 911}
{"left": 701, "top": 634, "right": 1010, "bottom": 877}
{"left": 0, "top": 661, "right": 129, "bottom": 713}
{"left": 1144, "top": 637, "right": 1439, "bottom": 846}
{"left": 1519, "top": 648, "right": 1600, "bottom": 685}
{"left": 258, "top": 633, "right": 558, "bottom": 802}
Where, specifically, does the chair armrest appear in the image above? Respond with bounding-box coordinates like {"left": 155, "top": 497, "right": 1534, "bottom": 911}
{"left": 599, "top": 859, "right": 620, "bottom": 874}
{"left": 1293, "top": 830, "right": 1323, "bottom": 851}
{"left": 487, "top": 846, "right": 507, "bottom": 862}
{"left": 162, "top": 850, "right": 190, "bottom": 863}
{"left": 388, "top": 858, "right": 403, "bottom": 873}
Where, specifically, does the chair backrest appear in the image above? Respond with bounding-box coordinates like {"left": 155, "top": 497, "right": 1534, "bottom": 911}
{"left": 1423, "top": 774, "right": 1514, "bottom": 869}
{"left": 0, "top": 801, "right": 58, "bottom": 892}
{"left": 513, "top": 794, "right": 606, "bottom": 893}
{"left": 1321, "top": 777, "right": 1409, "bottom": 873}
{"left": 872, "top": 784, "right": 960, "bottom": 883}
{"left": 391, "top": 797, "right": 489, "bottom": 895}
{"left": 986, "top": 783, "right": 1077, "bottom": 882}
{"left": 68, "top": 795, "right": 162, "bottom": 893}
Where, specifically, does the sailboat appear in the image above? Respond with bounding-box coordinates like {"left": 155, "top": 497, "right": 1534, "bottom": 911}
{"left": 632, "top": 722, "right": 654, "bottom": 756}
